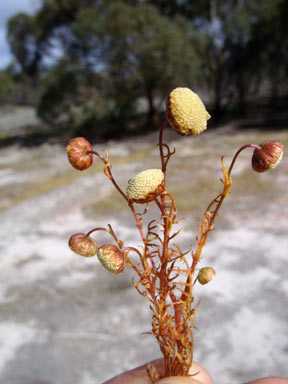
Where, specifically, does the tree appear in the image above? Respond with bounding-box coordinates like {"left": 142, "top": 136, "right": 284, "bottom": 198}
{"left": 147, "top": 0, "right": 288, "bottom": 116}
{"left": 7, "top": 0, "right": 203, "bottom": 136}
{"left": 30, "top": 0, "right": 201, "bottom": 136}
{"left": 0, "top": 68, "right": 20, "bottom": 105}
{"left": 7, "top": 0, "right": 287, "bottom": 132}
{"left": 71, "top": 2, "right": 201, "bottom": 128}
{"left": 7, "top": 13, "right": 40, "bottom": 78}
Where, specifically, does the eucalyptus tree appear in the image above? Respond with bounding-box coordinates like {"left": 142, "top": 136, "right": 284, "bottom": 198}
{"left": 31, "top": 0, "right": 202, "bottom": 136}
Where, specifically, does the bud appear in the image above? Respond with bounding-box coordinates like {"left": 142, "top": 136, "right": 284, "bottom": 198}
{"left": 69, "top": 233, "right": 98, "bottom": 257}
{"left": 252, "top": 141, "right": 284, "bottom": 173}
{"left": 166, "top": 87, "right": 211, "bottom": 136}
{"left": 97, "top": 244, "right": 125, "bottom": 274}
{"left": 197, "top": 267, "right": 216, "bottom": 285}
{"left": 126, "top": 169, "right": 165, "bottom": 204}
{"left": 67, "top": 137, "right": 93, "bottom": 170}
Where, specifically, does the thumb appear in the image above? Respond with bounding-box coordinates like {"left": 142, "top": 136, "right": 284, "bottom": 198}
{"left": 104, "top": 359, "right": 213, "bottom": 384}
{"left": 156, "top": 378, "right": 204, "bottom": 384}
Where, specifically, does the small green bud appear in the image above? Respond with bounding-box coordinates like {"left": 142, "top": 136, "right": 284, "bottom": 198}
{"left": 67, "top": 137, "right": 93, "bottom": 170}
{"left": 197, "top": 267, "right": 216, "bottom": 285}
{"left": 69, "top": 233, "right": 98, "bottom": 257}
{"left": 252, "top": 141, "right": 284, "bottom": 173}
{"left": 97, "top": 244, "right": 125, "bottom": 274}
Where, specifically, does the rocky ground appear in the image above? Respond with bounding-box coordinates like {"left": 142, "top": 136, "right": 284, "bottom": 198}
{"left": 0, "top": 107, "right": 287, "bottom": 384}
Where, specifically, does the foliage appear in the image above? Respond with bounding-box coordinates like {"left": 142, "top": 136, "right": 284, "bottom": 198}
{"left": 7, "top": 13, "right": 39, "bottom": 77}
{"left": 0, "top": 69, "right": 20, "bottom": 104}
{"left": 36, "top": 55, "right": 137, "bottom": 139}
{"left": 5, "top": 0, "right": 288, "bottom": 136}
{"left": 148, "top": 0, "right": 288, "bottom": 115}
{"left": 34, "top": 1, "right": 202, "bottom": 136}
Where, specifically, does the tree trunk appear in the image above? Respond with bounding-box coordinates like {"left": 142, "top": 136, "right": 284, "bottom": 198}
{"left": 236, "top": 72, "right": 246, "bottom": 116}
{"left": 146, "top": 87, "right": 159, "bottom": 130}
{"left": 213, "top": 62, "right": 222, "bottom": 119}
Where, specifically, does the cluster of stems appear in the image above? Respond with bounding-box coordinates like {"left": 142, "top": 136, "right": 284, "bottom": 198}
{"left": 82, "top": 120, "right": 262, "bottom": 381}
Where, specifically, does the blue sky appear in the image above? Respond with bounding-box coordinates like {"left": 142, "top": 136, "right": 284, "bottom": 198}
{"left": 0, "top": 0, "right": 38, "bottom": 69}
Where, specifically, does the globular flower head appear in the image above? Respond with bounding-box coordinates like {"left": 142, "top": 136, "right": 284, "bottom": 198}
{"left": 69, "top": 233, "right": 98, "bottom": 257}
{"left": 126, "top": 169, "right": 165, "bottom": 204}
{"left": 97, "top": 244, "right": 125, "bottom": 274}
{"left": 197, "top": 267, "right": 216, "bottom": 285}
{"left": 166, "top": 87, "right": 211, "bottom": 136}
{"left": 252, "top": 141, "right": 284, "bottom": 173}
{"left": 67, "top": 137, "right": 93, "bottom": 170}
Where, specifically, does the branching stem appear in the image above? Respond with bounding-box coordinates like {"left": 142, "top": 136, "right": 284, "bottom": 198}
{"left": 89, "top": 150, "right": 129, "bottom": 202}
{"left": 86, "top": 226, "right": 120, "bottom": 245}
{"left": 158, "top": 120, "right": 168, "bottom": 173}
{"left": 83, "top": 131, "right": 265, "bottom": 381}
{"left": 228, "top": 143, "right": 261, "bottom": 177}
{"left": 181, "top": 143, "right": 262, "bottom": 304}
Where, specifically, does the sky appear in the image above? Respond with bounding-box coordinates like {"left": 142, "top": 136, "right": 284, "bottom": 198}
{"left": 0, "top": 0, "right": 38, "bottom": 69}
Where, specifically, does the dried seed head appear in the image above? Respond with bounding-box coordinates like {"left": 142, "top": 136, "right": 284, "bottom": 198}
{"left": 97, "top": 244, "right": 125, "bottom": 274}
{"left": 69, "top": 233, "right": 98, "bottom": 257}
{"left": 252, "top": 141, "right": 284, "bottom": 173}
{"left": 197, "top": 267, "right": 216, "bottom": 285}
{"left": 166, "top": 87, "right": 211, "bottom": 136}
{"left": 67, "top": 137, "right": 93, "bottom": 170}
{"left": 126, "top": 169, "right": 165, "bottom": 204}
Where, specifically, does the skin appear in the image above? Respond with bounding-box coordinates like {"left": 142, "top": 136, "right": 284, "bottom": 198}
{"left": 104, "top": 359, "right": 288, "bottom": 384}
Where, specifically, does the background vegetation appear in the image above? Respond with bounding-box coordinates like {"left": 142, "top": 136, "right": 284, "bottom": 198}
{"left": 1, "top": 0, "right": 288, "bottom": 140}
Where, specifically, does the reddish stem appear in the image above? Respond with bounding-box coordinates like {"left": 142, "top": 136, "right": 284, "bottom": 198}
{"left": 123, "top": 246, "right": 143, "bottom": 258}
{"left": 86, "top": 226, "right": 119, "bottom": 244}
{"left": 128, "top": 201, "right": 148, "bottom": 245}
{"left": 89, "top": 150, "right": 129, "bottom": 202}
{"left": 158, "top": 120, "right": 169, "bottom": 173}
{"left": 90, "top": 149, "right": 152, "bottom": 252}
{"left": 209, "top": 143, "right": 261, "bottom": 224}
{"left": 228, "top": 143, "right": 261, "bottom": 177}
{"left": 181, "top": 143, "right": 262, "bottom": 303}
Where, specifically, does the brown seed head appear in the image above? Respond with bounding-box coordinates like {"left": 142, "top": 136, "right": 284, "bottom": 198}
{"left": 166, "top": 87, "right": 211, "bottom": 136}
{"left": 197, "top": 267, "right": 216, "bottom": 285}
{"left": 97, "top": 244, "right": 125, "bottom": 274}
{"left": 67, "top": 137, "right": 93, "bottom": 170}
{"left": 69, "top": 233, "right": 98, "bottom": 257}
{"left": 252, "top": 141, "right": 284, "bottom": 173}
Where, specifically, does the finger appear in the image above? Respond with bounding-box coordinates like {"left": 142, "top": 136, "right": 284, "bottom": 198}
{"left": 156, "top": 377, "right": 204, "bottom": 383}
{"left": 103, "top": 360, "right": 155, "bottom": 384}
{"left": 188, "top": 362, "right": 213, "bottom": 384}
{"left": 244, "top": 378, "right": 288, "bottom": 384}
{"left": 103, "top": 359, "right": 213, "bottom": 384}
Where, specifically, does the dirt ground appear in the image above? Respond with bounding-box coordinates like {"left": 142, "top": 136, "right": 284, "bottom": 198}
{"left": 0, "top": 108, "right": 287, "bottom": 383}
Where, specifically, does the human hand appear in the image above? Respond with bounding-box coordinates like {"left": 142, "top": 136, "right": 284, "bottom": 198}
{"left": 103, "top": 359, "right": 288, "bottom": 384}
{"left": 103, "top": 358, "right": 213, "bottom": 384}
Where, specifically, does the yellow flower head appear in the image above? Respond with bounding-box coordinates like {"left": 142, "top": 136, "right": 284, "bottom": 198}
{"left": 126, "top": 169, "right": 165, "bottom": 204}
{"left": 166, "top": 87, "right": 211, "bottom": 136}
{"left": 97, "top": 244, "right": 125, "bottom": 274}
